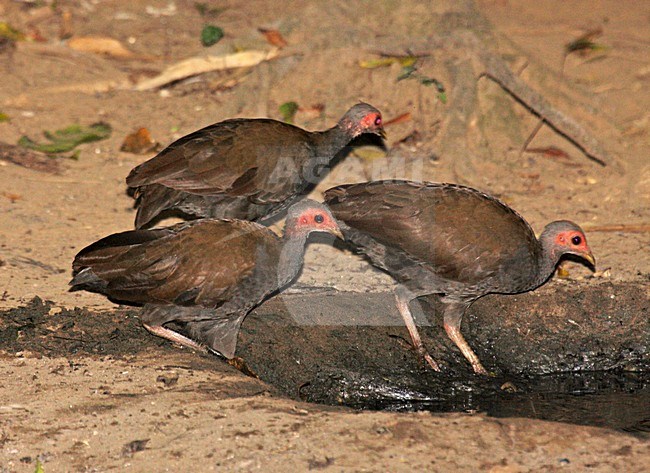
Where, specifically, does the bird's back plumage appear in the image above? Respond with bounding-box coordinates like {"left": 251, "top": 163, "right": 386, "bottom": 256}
{"left": 325, "top": 180, "right": 541, "bottom": 298}
{"left": 128, "top": 119, "right": 329, "bottom": 228}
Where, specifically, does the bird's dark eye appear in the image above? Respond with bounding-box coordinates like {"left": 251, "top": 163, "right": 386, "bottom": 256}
{"left": 374, "top": 116, "right": 382, "bottom": 126}
{"left": 571, "top": 235, "right": 582, "bottom": 245}
{"left": 314, "top": 214, "right": 324, "bottom": 224}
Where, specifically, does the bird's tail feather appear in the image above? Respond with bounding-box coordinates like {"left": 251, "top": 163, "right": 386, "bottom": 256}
{"left": 69, "top": 267, "right": 107, "bottom": 292}
{"left": 133, "top": 184, "right": 184, "bottom": 229}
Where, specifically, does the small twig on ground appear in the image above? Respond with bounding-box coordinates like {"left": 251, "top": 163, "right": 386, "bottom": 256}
{"left": 583, "top": 224, "right": 650, "bottom": 233}
{"left": 381, "top": 29, "right": 619, "bottom": 173}
{"left": 11, "top": 256, "right": 64, "bottom": 275}
{"left": 0, "top": 143, "right": 61, "bottom": 174}
{"left": 477, "top": 40, "right": 615, "bottom": 168}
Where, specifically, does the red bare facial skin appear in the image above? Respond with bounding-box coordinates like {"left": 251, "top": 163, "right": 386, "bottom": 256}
{"left": 360, "top": 112, "right": 381, "bottom": 129}
{"left": 294, "top": 209, "right": 342, "bottom": 238}
{"left": 554, "top": 230, "right": 595, "bottom": 266}
{"left": 555, "top": 230, "right": 589, "bottom": 252}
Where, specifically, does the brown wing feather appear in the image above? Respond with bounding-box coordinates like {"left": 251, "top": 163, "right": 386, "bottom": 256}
{"left": 325, "top": 180, "right": 539, "bottom": 287}
{"left": 126, "top": 119, "right": 316, "bottom": 199}
{"left": 72, "top": 219, "right": 280, "bottom": 307}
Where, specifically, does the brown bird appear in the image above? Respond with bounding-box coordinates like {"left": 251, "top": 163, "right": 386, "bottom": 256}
{"left": 127, "top": 103, "right": 385, "bottom": 229}
{"left": 69, "top": 200, "right": 343, "bottom": 358}
{"left": 324, "top": 180, "right": 595, "bottom": 375}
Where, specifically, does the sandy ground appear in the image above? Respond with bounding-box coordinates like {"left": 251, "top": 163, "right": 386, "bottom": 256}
{"left": 0, "top": 0, "right": 649, "bottom": 471}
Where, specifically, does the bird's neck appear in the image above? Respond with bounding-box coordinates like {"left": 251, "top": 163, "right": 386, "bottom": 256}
{"left": 277, "top": 232, "right": 309, "bottom": 287}
{"left": 312, "top": 124, "right": 355, "bottom": 157}
{"left": 532, "top": 235, "right": 562, "bottom": 289}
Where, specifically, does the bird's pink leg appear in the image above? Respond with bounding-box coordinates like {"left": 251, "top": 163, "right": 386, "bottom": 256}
{"left": 142, "top": 323, "right": 207, "bottom": 353}
{"left": 442, "top": 304, "right": 488, "bottom": 375}
{"left": 394, "top": 288, "right": 440, "bottom": 371}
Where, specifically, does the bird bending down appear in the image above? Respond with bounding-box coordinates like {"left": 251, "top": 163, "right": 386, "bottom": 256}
{"left": 70, "top": 200, "right": 343, "bottom": 358}
{"left": 127, "top": 103, "right": 385, "bottom": 229}
{"left": 325, "top": 180, "right": 595, "bottom": 375}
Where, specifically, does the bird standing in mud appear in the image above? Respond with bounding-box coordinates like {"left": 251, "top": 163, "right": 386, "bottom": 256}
{"left": 325, "top": 180, "right": 595, "bottom": 375}
{"left": 127, "top": 103, "right": 385, "bottom": 229}
{"left": 70, "top": 200, "right": 343, "bottom": 358}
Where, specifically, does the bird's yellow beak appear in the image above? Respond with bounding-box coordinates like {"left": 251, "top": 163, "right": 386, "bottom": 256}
{"left": 582, "top": 251, "right": 596, "bottom": 268}
{"left": 330, "top": 227, "right": 345, "bottom": 240}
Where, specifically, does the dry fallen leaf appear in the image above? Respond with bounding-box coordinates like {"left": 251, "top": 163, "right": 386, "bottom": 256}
{"left": 592, "top": 268, "right": 611, "bottom": 278}
{"left": 135, "top": 48, "right": 279, "bottom": 91}
{"left": 359, "top": 55, "right": 417, "bottom": 69}
{"left": 67, "top": 36, "right": 140, "bottom": 60}
{"left": 120, "top": 128, "right": 159, "bottom": 154}
{"left": 383, "top": 112, "right": 411, "bottom": 126}
{"left": 527, "top": 146, "right": 571, "bottom": 159}
{"left": 526, "top": 146, "right": 582, "bottom": 167}
{"left": 146, "top": 3, "right": 177, "bottom": 17}
{"left": 1, "top": 191, "right": 21, "bottom": 203}
{"left": 258, "top": 28, "right": 288, "bottom": 48}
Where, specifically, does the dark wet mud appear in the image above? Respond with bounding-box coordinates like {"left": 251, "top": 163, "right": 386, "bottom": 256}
{"left": 240, "top": 281, "right": 650, "bottom": 432}
{"left": 2, "top": 280, "right": 648, "bottom": 431}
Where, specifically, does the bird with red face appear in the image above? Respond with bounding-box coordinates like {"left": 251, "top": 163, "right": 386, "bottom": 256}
{"left": 70, "top": 199, "right": 343, "bottom": 358}
{"left": 127, "top": 103, "right": 385, "bottom": 229}
{"left": 325, "top": 180, "right": 595, "bottom": 375}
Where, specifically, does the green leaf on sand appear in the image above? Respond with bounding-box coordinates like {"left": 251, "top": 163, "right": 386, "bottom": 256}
{"left": 201, "top": 25, "right": 224, "bottom": 47}
{"left": 396, "top": 65, "right": 417, "bottom": 81}
{"left": 279, "top": 102, "right": 299, "bottom": 124}
{"left": 565, "top": 30, "right": 608, "bottom": 56}
{"left": 18, "top": 122, "right": 112, "bottom": 155}
{"left": 0, "top": 22, "right": 25, "bottom": 42}
{"left": 397, "top": 64, "right": 446, "bottom": 102}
